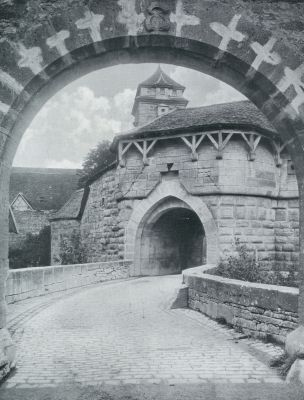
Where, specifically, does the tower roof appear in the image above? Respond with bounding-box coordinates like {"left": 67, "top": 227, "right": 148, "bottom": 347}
{"left": 113, "top": 100, "right": 277, "bottom": 147}
{"left": 132, "top": 66, "right": 188, "bottom": 122}
{"left": 139, "top": 65, "right": 185, "bottom": 89}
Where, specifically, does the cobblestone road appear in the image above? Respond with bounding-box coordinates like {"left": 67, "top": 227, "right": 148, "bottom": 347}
{"left": 2, "top": 275, "right": 284, "bottom": 390}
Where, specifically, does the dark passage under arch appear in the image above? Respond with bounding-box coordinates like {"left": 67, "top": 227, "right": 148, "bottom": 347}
{"left": 140, "top": 207, "right": 206, "bottom": 276}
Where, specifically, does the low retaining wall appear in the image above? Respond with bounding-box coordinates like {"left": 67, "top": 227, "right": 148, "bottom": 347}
{"left": 183, "top": 265, "right": 299, "bottom": 343}
{"left": 6, "top": 260, "right": 132, "bottom": 304}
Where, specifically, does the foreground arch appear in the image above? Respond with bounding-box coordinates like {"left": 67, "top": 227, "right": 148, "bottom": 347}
{"left": 1, "top": 0, "right": 304, "bottom": 379}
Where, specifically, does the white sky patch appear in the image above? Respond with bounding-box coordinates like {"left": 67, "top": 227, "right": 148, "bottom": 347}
{"left": 14, "top": 86, "right": 123, "bottom": 168}
{"left": 113, "top": 88, "right": 136, "bottom": 130}
{"left": 13, "top": 64, "right": 247, "bottom": 168}
{"left": 170, "top": 66, "right": 245, "bottom": 106}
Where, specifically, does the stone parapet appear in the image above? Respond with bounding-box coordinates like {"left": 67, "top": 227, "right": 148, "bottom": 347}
{"left": 183, "top": 265, "right": 299, "bottom": 343}
{"left": 6, "top": 260, "right": 132, "bottom": 304}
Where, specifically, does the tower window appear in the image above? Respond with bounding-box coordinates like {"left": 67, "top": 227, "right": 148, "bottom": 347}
{"left": 158, "top": 105, "right": 169, "bottom": 116}
{"left": 172, "top": 90, "right": 177, "bottom": 96}
{"left": 160, "top": 88, "right": 165, "bottom": 95}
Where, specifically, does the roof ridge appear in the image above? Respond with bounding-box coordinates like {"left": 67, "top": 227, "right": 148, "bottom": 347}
{"left": 184, "top": 100, "right": 251, "bottom": 111}
{"left": 139, "top": 65, "right": 185, "bottom": 89}
{"left": 132, "top": 100, "right": 253, "bottom": 131}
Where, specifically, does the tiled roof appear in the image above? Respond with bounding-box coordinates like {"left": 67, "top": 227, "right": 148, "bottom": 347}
{"left": 139, "top": 65, "right": 185, "bottom": 89}
{"left": 49, "top": 189, "right": 86, "bottom": 220}
{"left": 113, "top": 100, "right": 277, "bottom": 145}
{"left": 9, "top": 167, "right": 80, "bottom": 211}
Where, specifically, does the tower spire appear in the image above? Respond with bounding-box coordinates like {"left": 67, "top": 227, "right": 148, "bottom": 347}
{"left": 132, "top": 66, "right": 188, "bottom": 127}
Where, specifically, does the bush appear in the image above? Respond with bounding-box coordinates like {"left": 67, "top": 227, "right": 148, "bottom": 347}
{"left": 213, "top": 239, "right": 261, "bottom": 282}
{"left": 212, "top": 239, "right": 297, "bottom": 287}
{"left": 56, "top": 231, "right": 87, "bottom": 265}
{"left": 9, "top": 226, "right": 51, "bottom": 269}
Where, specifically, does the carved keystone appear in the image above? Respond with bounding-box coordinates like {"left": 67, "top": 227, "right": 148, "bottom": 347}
{"left": 145, "top": 1, "right": 171, "bottom": 33}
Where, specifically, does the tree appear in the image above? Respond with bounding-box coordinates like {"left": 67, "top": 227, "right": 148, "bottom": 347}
{"left": 78, "top": 140, "right": 116, "bottom": 187}
{"left": 9, "top": 226, "right": 51, "bottom": 269}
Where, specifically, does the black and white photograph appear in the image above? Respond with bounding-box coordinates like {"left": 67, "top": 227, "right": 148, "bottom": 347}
{"left": 0, "top": 1, "right": 304, "bottom": 399}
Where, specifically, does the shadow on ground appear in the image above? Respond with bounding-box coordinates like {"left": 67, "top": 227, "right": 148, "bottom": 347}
{"left": 1, "top": 383, "right": 303, "bottom": 400}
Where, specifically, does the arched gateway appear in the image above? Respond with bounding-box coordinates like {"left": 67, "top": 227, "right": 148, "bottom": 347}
{"left": 125, "top": 180, "right": 218, "bottom": 276}
{"left": 1, "top": 0, "right": 304, "bottom": 380}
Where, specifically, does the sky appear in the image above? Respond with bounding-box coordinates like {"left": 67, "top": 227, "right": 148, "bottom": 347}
{"left": 13, "top": 64, "right": 246, "bottom": 169}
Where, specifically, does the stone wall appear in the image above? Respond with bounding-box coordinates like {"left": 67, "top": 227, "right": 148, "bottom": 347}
{"left": 135, "top": 102, "right": 157, "bottom": 127}
{"left": 52, "top": 138, "right": 299, "bottom": 274}
{"left": 200, "top": 195, "right": 299, "bottom": 272}
{"left": 274, "top": 199, "right": 299, "bottom": 272}
{"left": 6, "top": 260, "right": 132, "bottom": 304}
{"left": 118, "top": 137, "right": 289, "bottom": 197}
{"left": 184, "top": 266, "right": 299, "bottom": 343}
{"left": 80, "top": 170, "right": 128, "bottom": 262}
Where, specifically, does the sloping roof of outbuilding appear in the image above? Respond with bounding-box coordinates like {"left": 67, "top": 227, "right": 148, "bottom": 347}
{"left": 49, "top": 188, "right": 89, "bottom": 221}
{"left": 9, "top": 167, "right": 80, "bottom": 211}
{"left": 113, "top": 100, "right": 277, "bottom": 148}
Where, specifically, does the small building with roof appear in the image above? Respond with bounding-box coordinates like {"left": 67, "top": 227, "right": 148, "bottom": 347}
{"left": 50, "top": 66, "right": 299, "bottom": 276}
{"left": 9, "top": 167, "right": 80, "bottom": 249}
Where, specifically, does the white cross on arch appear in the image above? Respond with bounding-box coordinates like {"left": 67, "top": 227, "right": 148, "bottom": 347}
{"left": 17, "top": 43, "right": 44, "bottom": 75}
{"left": 46, "top": 30, "right": 70, "bottom": 57}
{"left": 210, "top": 14, "right": 246, "bottom": 52}
{"left": 277, "top": 63, "right": 304, "bottom": 113}
{"left": 76, "top": 11, "right": 104, "bottom": 42}
{"left": 250, "top": 37, "right": 281, "bottom": 72}
{"left": 170, "top": 0, "right": 200, "bottom": 37}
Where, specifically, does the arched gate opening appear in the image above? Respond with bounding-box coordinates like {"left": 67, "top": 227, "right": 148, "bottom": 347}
{"left": 139, "top": 203, "right": 206, "bottom": 276}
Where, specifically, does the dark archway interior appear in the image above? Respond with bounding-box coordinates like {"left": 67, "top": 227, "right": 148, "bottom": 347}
{"left": 140, "top": 208, "right": 206, "bottom": 276}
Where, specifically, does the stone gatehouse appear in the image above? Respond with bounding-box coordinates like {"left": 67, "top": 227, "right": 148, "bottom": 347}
{"left": 50, "top": 67, "right": 299, "bottom": 276}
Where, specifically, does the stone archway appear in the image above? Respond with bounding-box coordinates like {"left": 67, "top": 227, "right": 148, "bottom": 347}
{"left": 125, "top": 180, "right": 218, "bottom": 276}
{"left": 136, "top": 199, "right": 207, "bottom": 276}
{"left": 1, "top": 0, "right": 304, "bottom": 376}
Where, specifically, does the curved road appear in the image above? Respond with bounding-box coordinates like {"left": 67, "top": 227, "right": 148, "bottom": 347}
{"left": 1, "top": 275, "right": 302, "bottom": 399}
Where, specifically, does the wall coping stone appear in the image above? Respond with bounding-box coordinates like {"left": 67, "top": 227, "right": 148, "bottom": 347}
{"left": 183, "top": 265, "right": 299, "bottom": 342}
{"left": 6, "top": 260, "right": 133, "bottom": 304}
{"left": 7, "top": 260, "right": 133, "bottom": 275}
{"left": 183, "top": 265, "right": 299, "bottom": 296}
